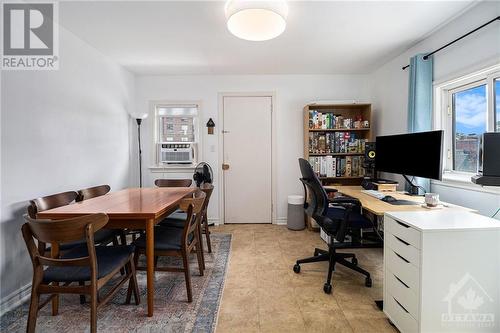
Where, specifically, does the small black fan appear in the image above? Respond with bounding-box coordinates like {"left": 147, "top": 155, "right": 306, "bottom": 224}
{"left": 193, "top": 162, "right": 213, "bottom": 187}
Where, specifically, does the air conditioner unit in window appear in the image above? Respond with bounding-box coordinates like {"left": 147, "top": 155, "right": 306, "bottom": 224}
{"left": 159, "top": 143, "right": 194, "bottom": 164}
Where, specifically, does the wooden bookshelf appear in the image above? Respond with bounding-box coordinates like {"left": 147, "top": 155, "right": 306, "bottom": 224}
{"left": 309, "top": 152, "right": 364, "bottom": 157}
{"left": 309, "top": 128, "right": 370, "bottom": 132}
{"left": 303, "top": 103, "right": 372, "bottom": 187}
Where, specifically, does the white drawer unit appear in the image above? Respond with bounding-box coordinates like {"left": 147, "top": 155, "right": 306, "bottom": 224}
{"left": 385, "top": 217, "right": 421, "bottom": 249}
{"left": 383, "top": 210, "right": 500, "bottom": 333}
{"left": 385, "top": 292, "right": 418, "bottom": 333}
{"left": 386, "top": 233, "right": 421, "bottom": 267}
{"left": 386, "top": 248, "right": 420, "bottom": 292}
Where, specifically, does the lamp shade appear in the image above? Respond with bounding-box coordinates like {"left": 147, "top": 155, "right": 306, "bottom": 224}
{"left": 225, "top": 0, "right": 288, "bottom": 41}
{"left": 128, "top": 111, "right": 148, "bottom": 119}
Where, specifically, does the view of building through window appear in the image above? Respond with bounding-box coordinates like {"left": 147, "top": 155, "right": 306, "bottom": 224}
{"left": 452, "top": 85, "right": 486, "bottom": 173}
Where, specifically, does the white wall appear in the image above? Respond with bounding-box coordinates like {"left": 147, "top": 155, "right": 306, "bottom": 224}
{"left": 0, "top": 27, "right": 135, "bottom": 307}
{"left": 134, "top": 75, "right": 371, "bottom": 223}
{"left": 370, "top": 1, "right": 500, "bottom": 216}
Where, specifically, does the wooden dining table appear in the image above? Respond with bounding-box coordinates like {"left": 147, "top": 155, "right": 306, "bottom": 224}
{"left": 36, "top": 187, "right": 196, "bottom": 317}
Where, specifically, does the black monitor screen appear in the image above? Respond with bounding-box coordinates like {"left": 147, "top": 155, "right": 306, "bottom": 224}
{"left": 375, "top": 130, "right": 443, "bottom": 180}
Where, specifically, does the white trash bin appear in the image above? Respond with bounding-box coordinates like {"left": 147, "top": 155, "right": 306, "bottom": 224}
{"left": 287, "top": 195, "right": 305, "bottom": 230}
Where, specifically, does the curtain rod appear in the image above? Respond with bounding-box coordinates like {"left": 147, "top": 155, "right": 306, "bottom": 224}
{"left": 402, "top": 16, "right": 499, "bottom": 70}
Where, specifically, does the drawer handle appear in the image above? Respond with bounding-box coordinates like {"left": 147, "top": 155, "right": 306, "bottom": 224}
{"left": 394, "top": 297, "right": 410, "bottom": 313}
{"left": 396, "top": 221, "right": 410, "bottom": 228}
{"left": 394, "top": 235, "right": 410, "bottom": 246}
{"left": 394, "top": 274, "right": 410, "bottom": 288}
{"left": 394, "top": 251, "right": 410, "bottom": 263}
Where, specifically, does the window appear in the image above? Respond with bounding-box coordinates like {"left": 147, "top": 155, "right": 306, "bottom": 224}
{"left": 153, "top": 103, "right": 200, "bottom": 166}
{"left": 437, "top": 65, "right": 500, "bottom": 180}
{"left": 451, "top": 83, "right": 487, "bottom": 173}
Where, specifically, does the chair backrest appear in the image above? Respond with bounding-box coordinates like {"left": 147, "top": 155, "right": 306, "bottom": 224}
{"left": 298, "top": 158, "right": 329, "bottom": 216}
{"left": 199, "top": 183, "right": 214, "bottom": 218}
{"left": 298, "top": 158, "right": 354, "bottom": 242}
{"left": 76, "top": 185, "right": 111, "bottom": 202}
{"left": 22, "top": 214, "right": 108, "bottom": 273}
{"left": 155, "top": 179, "right": 192, "bottom": 187}
{"left": 178, "top": 190, "right": 206, "bottom": 250}
{"left": 27, "top": 191, "right": 79, "bottom": 218}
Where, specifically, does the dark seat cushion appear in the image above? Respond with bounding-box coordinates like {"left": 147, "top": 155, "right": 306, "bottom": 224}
{"left": 168, "top": 211, "right": 187, "bottom": 220}
{"left": 134, "top": 226, "right": 193, "bottom": 251}
{"left": 48, "top": 229, "right": 119, "bottom": 251}
{"left": 159, "top": 211, "right": 187, "bottom": 228}
{"left": 327, "top": 207, "right": 372, "bottom": 229}
{"left": 42, "top": 245, "right": 134, "bottom": 283}
{"left": 159, "top": 218, "right": 185, "bottom": 228}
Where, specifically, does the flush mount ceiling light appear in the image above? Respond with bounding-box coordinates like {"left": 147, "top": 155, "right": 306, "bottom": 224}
{"left": 225, "top": 0, "right": 288, "bottom": 41}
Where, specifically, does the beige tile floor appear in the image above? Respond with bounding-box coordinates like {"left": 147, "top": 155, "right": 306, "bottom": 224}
{"left": 212, "top": 224, "right": 397, "bottom": 333}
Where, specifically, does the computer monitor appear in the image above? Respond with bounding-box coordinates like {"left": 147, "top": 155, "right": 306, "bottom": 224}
{"left": 375, "top": 130, "right": 444, "bottom": 181}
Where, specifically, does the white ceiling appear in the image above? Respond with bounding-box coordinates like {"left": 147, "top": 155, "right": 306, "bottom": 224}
{"left": 60, "top": 1, "right": 476, "bottom": 75}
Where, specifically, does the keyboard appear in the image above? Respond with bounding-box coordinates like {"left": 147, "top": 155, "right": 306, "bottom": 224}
{"left": 361, "top": 190, "right": 386, "bottom": 200}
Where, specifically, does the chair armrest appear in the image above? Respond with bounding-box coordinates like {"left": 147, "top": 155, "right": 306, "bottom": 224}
{"left": 329, "top": 196, "right": 360, "bottom": 208}
{"left": 325, "top": 188, "right": 338, "bottom": 193}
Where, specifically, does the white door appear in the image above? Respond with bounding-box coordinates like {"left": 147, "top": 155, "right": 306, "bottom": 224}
{"left": 223, "top": 96, "right": 272, "bottom": 224}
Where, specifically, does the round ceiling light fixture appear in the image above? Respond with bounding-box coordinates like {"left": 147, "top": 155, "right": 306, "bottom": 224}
{"left": 225, "top": 0, "right": 288, "bottom": 41}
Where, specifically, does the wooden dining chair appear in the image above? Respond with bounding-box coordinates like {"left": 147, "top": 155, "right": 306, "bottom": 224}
{"left": 154, "top": 178, "right": 192, "bottom": 187}
{"left": 27, "top": 191, "right": 78, "bottom": 219}
{"left": 160, "top": 183, "right": 215, "bottom": 253}
{"left": 76, "top": 184, "right": 111, "bottom": 202}
{"left": 28, "top": 191, "right": 118, "bottom": 252}
{"left": 22, "top": 213, "right": 140, "bottom": 333}
{"left": 76, "top": 184, "right": 125, "bottom": 289}
{"left": 76, "top": 184, "right": 122, "bottom": 241}
{"left": 154, "top": 178, "right": 194, "bottom": 240}
{"left": 133, "top": 190, "right": 206, "bottom": 302}
{"left": 199, "top": 183, "right": 214, "bottom": 253}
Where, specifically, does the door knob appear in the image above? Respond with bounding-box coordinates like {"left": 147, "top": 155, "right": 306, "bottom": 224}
{"left": 222, "top": 163, "right": 230, "bottom": 170}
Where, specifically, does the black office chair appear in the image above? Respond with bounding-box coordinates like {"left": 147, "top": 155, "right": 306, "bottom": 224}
{"left": 293, "top": 158, "right": 372, "bottom": 294}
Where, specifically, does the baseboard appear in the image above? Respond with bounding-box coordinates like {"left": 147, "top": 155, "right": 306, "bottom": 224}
{"left": 0, "top": 283, "right": 31, "bottom": 316}
{"left": 211, "top": 218, "right": 287, "bottom": 225}
{"left": 273, "top": 217, "right": 287, "bottom": 225}
{"left": 209, "top": 218, "right": 220, "bottom": 226}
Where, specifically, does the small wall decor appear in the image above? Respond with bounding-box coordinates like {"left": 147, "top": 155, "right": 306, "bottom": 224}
{"left": 206, "top": 118, "right": 215, "bottom": 134}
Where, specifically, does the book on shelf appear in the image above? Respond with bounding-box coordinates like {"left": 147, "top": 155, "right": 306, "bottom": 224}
{"left": 308, "top": 110, "right": 369, "bottom": 130}
{"left": 308, "top": 156, "right": 365, "bottom": 178}
{"left": 308, "top": 132, "right": 367, "bottom": 154}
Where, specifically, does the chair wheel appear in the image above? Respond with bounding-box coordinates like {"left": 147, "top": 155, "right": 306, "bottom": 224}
{"left": 351, "top": 257, "right": 358, "bottom": 265}
{"left": 323, "top": 283, "right": 332, "bottom": 294}
{"left": 293, "top": 264, "right": 301, "bottom": 273}
{"left": 365, "top": 277, "right": 372, "bottom": 287}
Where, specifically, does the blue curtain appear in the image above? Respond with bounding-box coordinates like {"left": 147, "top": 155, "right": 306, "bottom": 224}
{"left": 407, "top": 53, "right": 433, "bottom": 193}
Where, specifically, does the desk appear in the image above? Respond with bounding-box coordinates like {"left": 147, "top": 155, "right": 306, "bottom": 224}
{"left": 37, "top": 187, "right": 195, "bottom": 317}
{"left": 323, "top": 185, "right": 476, "bottom": 217}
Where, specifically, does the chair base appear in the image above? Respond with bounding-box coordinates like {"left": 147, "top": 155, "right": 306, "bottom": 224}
{"left": 293, "top": 246, "right": 372, "bottom": 294}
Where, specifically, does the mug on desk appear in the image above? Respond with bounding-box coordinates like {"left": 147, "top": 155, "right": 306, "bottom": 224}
{"left": 425, "top": 193, "right": 440, "bottom": 207}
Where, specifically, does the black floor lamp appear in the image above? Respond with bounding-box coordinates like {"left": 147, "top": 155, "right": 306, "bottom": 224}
{"left": 131, "top": 112, "right": 148, "bottom": 188}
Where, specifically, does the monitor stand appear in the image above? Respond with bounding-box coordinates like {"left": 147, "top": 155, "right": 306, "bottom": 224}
{"left": 403, "top": 174, "right": 423, "bottom": 196}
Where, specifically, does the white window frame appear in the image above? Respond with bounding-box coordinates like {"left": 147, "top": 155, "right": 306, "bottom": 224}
{"left": 149, "top": 100, "right": 203, "bottom": 170}
{"left": 433, "top": 64, "right": 500, "bottom": 189}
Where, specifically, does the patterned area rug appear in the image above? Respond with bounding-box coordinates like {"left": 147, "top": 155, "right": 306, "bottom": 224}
{"left": 1, "top": 233, "right": 231, "bottom": 333}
